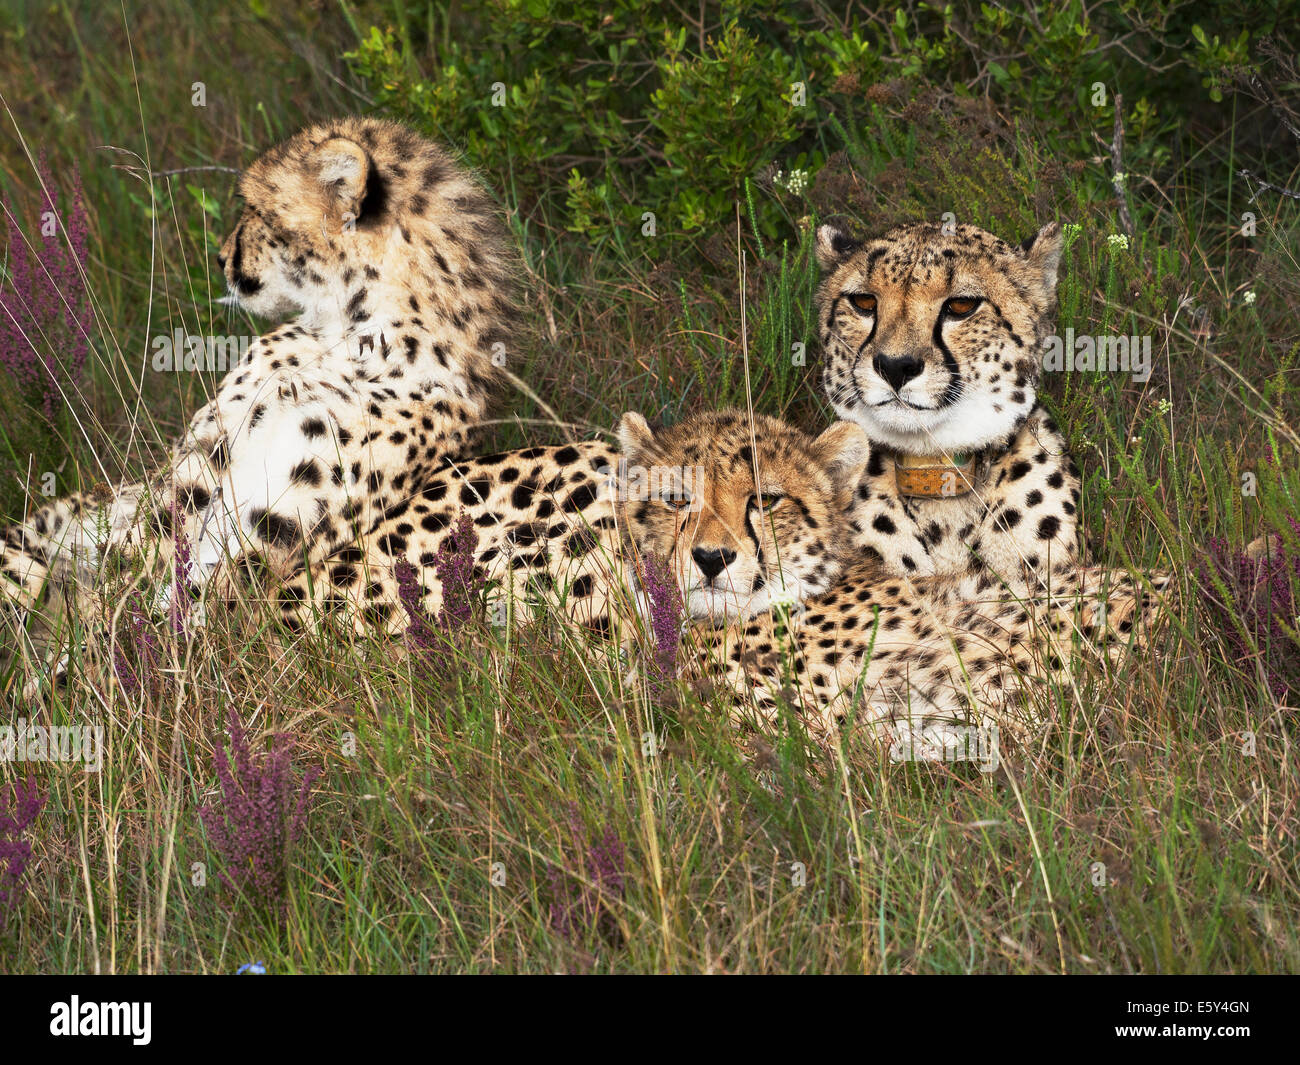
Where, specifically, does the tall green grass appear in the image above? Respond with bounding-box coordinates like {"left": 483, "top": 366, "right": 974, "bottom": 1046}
{"left": 0, "top": 1, "right": 1297, "bottom": 973}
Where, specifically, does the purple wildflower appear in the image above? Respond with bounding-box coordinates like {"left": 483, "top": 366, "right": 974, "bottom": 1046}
{"left": 547, "top": 804, "right": 625, "bottom": 945}
{"left": 435, "top": 512, "right": 481, "bottom": 628}
{"left": 1199, "top": 518, "right": 1300, "bottom": 701}
{"left": 0, "top": 154, "right": 91, "bottom": 419}
{"left": 395, "top": 511, "right": 483, "bottom": 671}
{"left": 395, "top": 556, "right": 436, "bottom": 651}
{"left": 640, "top": 552, "right": 683, "bottom": 695}
{"left": 168, "top": 502, "right": 195, "bottom": 637}
{"left": 112, "top": 591, "right": 161, "bottom": 698}
{"left": 0, "top": 777, "right": 46, "bottom": 923}
{"left": 198, "top": 711, "right": 320, "bottom": 915}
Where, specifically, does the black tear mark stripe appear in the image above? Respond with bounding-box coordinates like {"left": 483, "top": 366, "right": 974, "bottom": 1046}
{"left": 931, "top": 312, "right": 962, "bottom": 407}
{"left": 230, "top": 220, "right": 262, "bottom": 295}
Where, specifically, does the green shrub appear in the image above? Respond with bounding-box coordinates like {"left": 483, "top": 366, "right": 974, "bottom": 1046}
{"left": 346, "top": 0, "right": 1288, "bottom": 255}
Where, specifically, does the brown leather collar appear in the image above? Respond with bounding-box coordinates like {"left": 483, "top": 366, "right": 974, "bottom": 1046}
{"left": 894, "top": 452, "right": 977, "bottom": 498}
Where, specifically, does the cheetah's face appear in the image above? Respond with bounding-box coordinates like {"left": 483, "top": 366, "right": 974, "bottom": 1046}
{"left": 617, "top": 410, "right": 870, "bottom": 620}
{"left": 216, "top": 206, "right": 302, "bottom": 319}
{"left": 217, "top": 132, "right": 387, "bottom": 320}
{"left": 816, "top": 221, "right": 1062, "bottom": 455}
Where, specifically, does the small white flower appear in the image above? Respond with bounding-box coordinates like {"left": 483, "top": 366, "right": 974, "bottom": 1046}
{"left": 1243, "top": 290, "right": 1257, "bottom": 305}
{"left": 1112, "top": 172, "right": 1127, "bottom": 186}
{"left": 1156, "top": 398, "right": 1173, "bottom": 415}
{"left": 768, "top": 586, "right": 800, "bottom": 611}
{"left": 1107, "top": 233, "right": 1129, "bottom": 251}
{"left": 774, "top": 167, "right": 809, "bottom": 195}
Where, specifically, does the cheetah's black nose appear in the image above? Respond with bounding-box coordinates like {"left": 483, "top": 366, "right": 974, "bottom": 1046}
{"left": 692, "top": 546, "right": 736, "bottom": 581}
{"left": 873, "top": 353, "right": 924, "bottom": 392}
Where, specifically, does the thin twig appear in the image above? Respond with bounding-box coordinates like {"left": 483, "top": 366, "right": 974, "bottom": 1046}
{"left": 150, "top": 165, "right": 242, "bottom": 179}
{"left": 1238, "top": 168, "right": 1300, "bottom": 203}
{"left": 1110, "top": 93, "right": 1134, "bottom": 237}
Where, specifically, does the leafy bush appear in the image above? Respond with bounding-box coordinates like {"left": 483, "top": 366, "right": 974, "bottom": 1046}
{"left": 347, "top": 0, "right": 1288, "bottom": 251}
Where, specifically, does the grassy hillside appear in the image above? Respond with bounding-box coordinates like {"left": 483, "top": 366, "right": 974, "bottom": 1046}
{"left": 0, "top": 1, "right": 1296, "bottom": 973}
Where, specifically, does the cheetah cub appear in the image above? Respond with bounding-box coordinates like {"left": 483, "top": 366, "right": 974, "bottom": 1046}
{"left": 817, "top": 220, "right": 1081, "bottom": 592}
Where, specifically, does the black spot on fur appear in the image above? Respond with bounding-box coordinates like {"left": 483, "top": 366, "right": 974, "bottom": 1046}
{"left": 249, "top": 508, "right": 301, "bottom": 549}
{"left": 290, "top": 460, "right": 322, "bottom": 487}
{"left": 177, "top": 485, "right": 211, "bottom": 512}
{"left": 461, "top": 478, "right": 490, "bottom": 505}
{"left": 377, "top": 533, "right": 407, "bottom": 556}
{"left": 563, "top": 482, "right": 597, "bottom": 513}
{"left": 421, "top": 511, "right": 451, "bottom": 533}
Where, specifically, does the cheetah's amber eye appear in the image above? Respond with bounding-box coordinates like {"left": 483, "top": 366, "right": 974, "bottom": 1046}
{"left": 751, "top": 492, "right": 785, "bottom": 510}
{"left": 661, "top": 496, "right": 693, "bottom": 511}
{"left": 943, "top": 296, "right": 981, "bottom": 318}
{"left": 848, "top": 293, "right": 877, "bottom": 314}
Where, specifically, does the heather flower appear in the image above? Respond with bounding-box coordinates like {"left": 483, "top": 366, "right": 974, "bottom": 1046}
{"left": 0, "top": 154, "right": 91, "bottom": 419}
{"left": 395, "top": 557, "right": 435, "bottom": 648}
{"left": 111, "top": 512, "right": 195, "bottom": 697}
{"left": 112, "top": 591, "right": 161, "bottom": 698}
{"left": 546, "top": 804, "right": 625, "bottom": 946}
{"left": 1199, "top": 518, "right": 1300, "bottom": 702}
{"left": 639, "top": 552, "right": 683, "bottom": 696}
{"left": 0, "top": 777, "right": 46, "bottom": 923}
{"left": 199, "top": 711, "right": 320, "bottom": 915}
{"left": 436, "top": 511, "right": 482, "bottom": 626}
{"left": 168, "top": 503, "right": 195, "bottom": 637}
{"left": 394, "top": 511, "right": 484, "bottom": 672}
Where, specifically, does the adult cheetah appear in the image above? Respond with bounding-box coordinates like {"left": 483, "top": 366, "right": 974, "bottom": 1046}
{"left": 266, "top": 407, "right": 1170, "bottom": 755}
{"left": 1, "top": 117, "right": 516, "bottom": 616}
{"left": 816, "top": 220, "right": 1082, "bottom": 591}
{"left": 267, "top": 409, "right": 867, "bottom": 636}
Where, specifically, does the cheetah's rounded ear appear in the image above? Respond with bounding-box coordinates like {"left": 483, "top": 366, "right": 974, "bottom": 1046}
{"left": 811, "top": 421, "right": 872, "bottom": 497}
{"left": 308, "top": 137, "right": 371, "bottom": 222}
{"left": 1020, "top": 221, "right": 1064, "bottom": 297}
{"left": 617, "top": 412, "right": 656, "bottom": 457}
{"left": 815, "top": 223, "right": 862, "bottom": 271}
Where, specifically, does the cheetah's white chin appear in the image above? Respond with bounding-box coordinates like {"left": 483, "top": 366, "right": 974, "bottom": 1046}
{"left": 217, "top": 286, "right": 300, "bottom": 320}
{"left": 683, "top": 581, "right": 811, "bottom": 622}
{"left": 838, "top": 391, "right": 1034, "bottom": 456}
{"left": 683, "top": 587, "right": 751, "bottom": 621}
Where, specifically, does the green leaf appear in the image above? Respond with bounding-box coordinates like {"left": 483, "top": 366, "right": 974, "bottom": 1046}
{"left": 187, "top": 185, "right": 221, "bottom": 219}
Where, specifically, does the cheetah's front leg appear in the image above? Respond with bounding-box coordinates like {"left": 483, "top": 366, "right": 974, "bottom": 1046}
{"left": 160, "top": 396, "right": 359, "bottom": 608}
